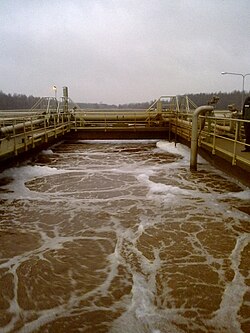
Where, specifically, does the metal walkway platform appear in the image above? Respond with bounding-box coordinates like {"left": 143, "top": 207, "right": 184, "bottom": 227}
{"left": 0, "top": 94, "right": 250, "bottom": 184}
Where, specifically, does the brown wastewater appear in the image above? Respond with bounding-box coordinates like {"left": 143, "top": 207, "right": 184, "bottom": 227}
{"left": 0, "top": 140, "right": 249, "bottom": 333}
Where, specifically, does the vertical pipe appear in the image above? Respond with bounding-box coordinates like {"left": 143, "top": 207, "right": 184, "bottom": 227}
{"left": 13, "top": 121, "right": 17, "bottom": 155}
{"left": 232, "top": 121, "right": 239, "bottom": 165}
{"left": 190, "top": 106, "right": 214, "bottom": 171}
{"left": 63, "top": 86, "right": 69, "bottom": 113}
{"left": 75, "top": 114, "right": 77, "bottom": 131}
{"left": 157, "top": 99, "right": 162, "bottom": 113}
{"left": 23, "top": 119, "right": 28, "bottom": 150}
{"left": 30, "top": 118, "right": 35, "bottom": 148}
{"left": 174, "top": 113, "right": 178, "bottom": 147}
{"left": 241, "top": 76, "right": 245, "bottom": 112}
{"left": 54, "top": 115, "right": 57, "bottom": 138}
{"left": 44, "top": 117, "right": 48, "bottom": 143}
{"left": 212, "top": 118, "right": 217, "bottom": 154}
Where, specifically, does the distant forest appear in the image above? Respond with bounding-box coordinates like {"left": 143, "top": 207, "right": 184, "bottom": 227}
{"left": 0, "top": 90, "right": 249, "bottom": 110}
{"left": 0, "top": 91, "right": 39, "bottom": 110}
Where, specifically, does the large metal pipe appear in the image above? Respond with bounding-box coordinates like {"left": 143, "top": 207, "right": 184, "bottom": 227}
{"left": 74, "top": 111, "right": 170, "bottom": 122}
{"left": 190, "top": 105, "right": 214, "bottom": 171}
{"left": 0, "top": 118, "right": 44, "bottom": 137}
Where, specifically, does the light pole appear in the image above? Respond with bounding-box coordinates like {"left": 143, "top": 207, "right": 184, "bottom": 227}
{"left": 52, "top": 85, "right": 57, "bottom": 100}
{"left": 221, "top": 72, "right": 250, "bottom": 111}
{"left": 52, "top": 85, "right": 58, "bottom": 109}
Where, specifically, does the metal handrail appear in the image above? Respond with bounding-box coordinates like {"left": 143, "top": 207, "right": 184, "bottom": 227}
{"left": 1, "top": 109, "right": 249, "bottom": 171}
{"left": 0, "top": 113, "right": 72, "bottom": 158}
{"left": 196, "top": 115, "right": 250, "bottom": 166}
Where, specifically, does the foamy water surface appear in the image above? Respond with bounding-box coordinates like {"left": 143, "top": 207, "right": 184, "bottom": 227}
{"left": 0, "top": 140, "right": 249, "bottom": 333}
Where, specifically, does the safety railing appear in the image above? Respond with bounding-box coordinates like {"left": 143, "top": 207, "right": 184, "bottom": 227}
{"left": 0, "top": 113, "right": 71, "bottom": 159}
{"left": 1, "top": 107, "right": 250, "bottom": 172}
{"left": 198, "top": 115, "right": 250, "bottom": 166}
{"left": 171, "top": 111, "right": 250, "bottom": 168}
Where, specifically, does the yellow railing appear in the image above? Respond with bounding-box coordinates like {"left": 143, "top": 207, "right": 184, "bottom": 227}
{"left": 0, "top": 113, "right": 71, "bottom": 159}
{"left": 171, "top": 111, "right": 250, "bottom": 168}
{"left": 1, "top": 109, "right": 250, "bottom": 172}
{"left": 199, "top": 115, "right": 250, "bottom": 165}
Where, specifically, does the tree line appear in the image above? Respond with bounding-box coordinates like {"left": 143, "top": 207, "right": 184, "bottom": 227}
{"left": 0, "top": 91, "right": 40, "bottom": 110}
{"left": 187, "top": 90, "right": 249, "bottom": 110}
{"left": 0, "top": 89, "right": 249, "bottom": 110}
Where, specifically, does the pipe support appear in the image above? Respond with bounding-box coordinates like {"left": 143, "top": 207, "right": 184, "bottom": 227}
{"left": 190, "top": 106, "right": 214, "bottom": 171}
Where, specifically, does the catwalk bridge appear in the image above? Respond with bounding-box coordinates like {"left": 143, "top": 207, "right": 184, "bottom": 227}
{"left": 0, "top": 88, "right": 250, "bottom": 182}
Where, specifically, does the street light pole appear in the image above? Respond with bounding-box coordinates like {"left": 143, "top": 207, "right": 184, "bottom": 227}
{"left": 53, "top": 85, "right": 57, "bottom": 100}
{"left": 221, "top": 72, "right": 250, "bottom": 111}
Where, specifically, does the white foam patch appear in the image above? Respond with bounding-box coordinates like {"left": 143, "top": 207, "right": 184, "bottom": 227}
{"left": 110, "top": 260, "right": 177, "bottom": 333}
{"left": 2, "top": 165, "right": 60, "bottom": 180}
{"left": 156, "top": 140, "right": 207, "bottom": 165}
{"left": 136, "top": 173, "right": 192, "bottom": 197}
{"left": 206, "top": 233, "right": 250, "bottom": 331}
{"left": 0, "top": 165, "right": 64, "bottom": 199}
{"left": 156, "top": 141, "right": 188, "bottom": 158}
{"left": 227, "top": 189, "right": 250, "bottom": 200}
{"left": 0, "top": 140, "right": 249, "bottom": 333}
{"left": 40, "top": 149, "right": 54, "bottom": 155}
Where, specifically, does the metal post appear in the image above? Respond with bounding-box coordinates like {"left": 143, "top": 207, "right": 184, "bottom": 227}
{"left": 44, "top": 117, "right": 48, "bottom": 143}
{"left": 174, "top": 113, "right": 178, "bottom": 147}
{"left": 63, "top": 86, "right": 69, "bottom": 113}
{"left": 13, "top": 121, "right": 17, "bottom": 155}
{"left": 23, "top": 119, "right": 28, "bottom": 150}
{"left": 212, "top": 118, "right": 217, "bottom": 154}
{"left": 54, "top": 115, "right": 57, "bottom": 138}
{"left": 157, "top": 99, "right": 162, "bottom": 113}
{"left": 190, "top": 105, "right": 214, "bottom": 171}
{"left": 30, "top": 118, "right": 35, "bottom": 148}
{"left": 232, "top": 121, "right": 239, "bottom": 165}
{"left": 75, "top": 114, "right": 77, "bottom": 131}
{"left": 53, "top": 85, "right": 57, "bottom": 100}
{"left": 242, "top": 76, "right": 245, "bottom": 111}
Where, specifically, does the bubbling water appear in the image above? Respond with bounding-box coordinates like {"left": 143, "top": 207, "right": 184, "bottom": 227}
{"left": 0, "top": 140, "right": 249, "bottom": 333}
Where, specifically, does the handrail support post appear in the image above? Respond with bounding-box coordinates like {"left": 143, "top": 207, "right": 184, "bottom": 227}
{"left": 190, "top": 105, "right": 214, "bottom": 171}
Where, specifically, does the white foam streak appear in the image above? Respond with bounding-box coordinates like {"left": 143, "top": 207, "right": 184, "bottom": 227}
{"left": 227, "top": 189, "right": 250, "bottom": 200}
{"left": 110, "top": 271, "right": 160, "bottom": 333}
{"left": 156, "top": 141, "right": 189, "bottom": 159}
{"left": 208, "top": 233, "right": 250, "bottom": 332}
{"left": 2, "top": 164, "right": 60, "bottom": 180}
{"left": 0, "top": 140, "right": 249, "bottom": 333}
{"left": 0, "top": 165, "right": 65, "bottom": 199}
{"left": 40, "top": 149, "right": 54, "bottom": 155}
{"left": 156, "top": 140, "right": 207, "bottom": 165}
{"left": 136, "top": 173, "right": 192, "bottom": 197}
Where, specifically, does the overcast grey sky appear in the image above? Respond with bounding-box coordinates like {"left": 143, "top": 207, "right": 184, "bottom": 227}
{"left": 0, "top": 0, "right": 250, "bottom": 104}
